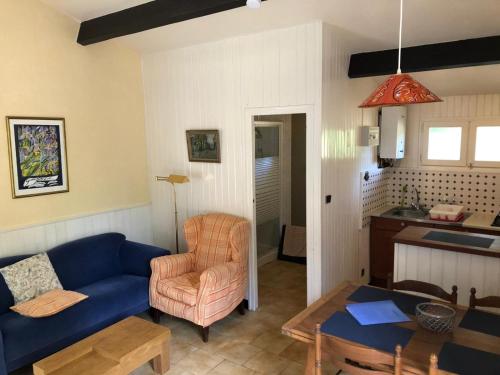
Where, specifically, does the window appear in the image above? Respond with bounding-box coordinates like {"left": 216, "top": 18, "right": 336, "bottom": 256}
{"left": 470, "top": 121, "right": 500, "bottom": 167}
{"left": 421, "top": 122, "right": 467, "bottom": 166}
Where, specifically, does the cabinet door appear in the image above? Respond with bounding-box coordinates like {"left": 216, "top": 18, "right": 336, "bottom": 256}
{"left": 370, "top": 227, "right": 400, "bottom": 287}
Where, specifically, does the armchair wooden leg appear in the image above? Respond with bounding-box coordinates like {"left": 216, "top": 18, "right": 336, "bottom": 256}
{"left": 149, "top": 307, "right": 163, "bottom": 324}
{"left": 237, "top": 301, "right": 246, "bottom": 315}
{"left": 199, "top": 325, "right": 210, "bottom": 343}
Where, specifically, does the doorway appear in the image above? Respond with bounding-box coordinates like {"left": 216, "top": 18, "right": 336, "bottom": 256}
{"left": 253, "top": 114, "right": 308, "bottom": 313}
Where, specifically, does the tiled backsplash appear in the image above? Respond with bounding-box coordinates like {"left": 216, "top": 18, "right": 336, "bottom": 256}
{"left": 388, "top": 168, "right": 500, "bottom": 214}
{"left": 360, "top": 169, "right": 390, "bottom": 228}
{"left": 361, "top": 167, "right": 500, "bottom": 227}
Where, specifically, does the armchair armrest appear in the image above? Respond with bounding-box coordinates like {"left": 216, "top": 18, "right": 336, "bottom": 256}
{"left": 150, "top": 252, "right": 196, "bottom": 280}
{"left": 119, "top": 240, "right": 170, "bottom": 277}
{"left": 199, "top": 262, "right": 244, "bottom": 294}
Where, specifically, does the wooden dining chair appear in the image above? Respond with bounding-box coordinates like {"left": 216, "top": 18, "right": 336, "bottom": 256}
{"left": 387, "top": 273, "right": 458, "bottom": 304}
{"left": 315, "top": 323, "right": 402, "bottom": 375}
{"left": 469, "top": 288, "right": 500, "bottom": 309}
{"left": 428, "top": 353, "right": 451, "bottom": 375}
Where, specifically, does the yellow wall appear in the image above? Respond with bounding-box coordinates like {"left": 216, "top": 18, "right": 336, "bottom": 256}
{"left": 0, "top": 0, "right": 150, "bottom": 230}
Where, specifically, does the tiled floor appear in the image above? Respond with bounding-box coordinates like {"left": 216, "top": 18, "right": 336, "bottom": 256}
{"left": 12, "top": 260, "right": 318, "bottom": 375}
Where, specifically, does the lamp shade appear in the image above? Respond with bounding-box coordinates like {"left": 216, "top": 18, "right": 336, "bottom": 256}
{"left": 359, "top": 73, "right": 442, "bottom": 108}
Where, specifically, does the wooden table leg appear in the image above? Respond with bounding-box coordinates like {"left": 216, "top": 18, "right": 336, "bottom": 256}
{"left": 304, "top": 343, "right": 315, "bottom": 375}
{"left": 152, "top": 340, "right": 170, "bottom": 375}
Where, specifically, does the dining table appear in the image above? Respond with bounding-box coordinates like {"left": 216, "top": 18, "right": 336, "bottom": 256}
{"left": 281, "top": 281, "right": 500, "bottom": 375}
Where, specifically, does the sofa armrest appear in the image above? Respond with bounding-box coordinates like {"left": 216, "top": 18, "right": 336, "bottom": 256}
{"left": 199, "top": 262, "right": 244, "bottom": 295}
{"left": 0, "top": 330, "right": 7, "bottom": 375}
{"left": 150, "top": 253, "right": 196, "bottom": 281}
{"left": 119, "top": 240, "right": 170, "bottom": 277}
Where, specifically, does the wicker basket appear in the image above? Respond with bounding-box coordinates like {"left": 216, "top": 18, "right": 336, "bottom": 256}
{"left": 416, "top": 303, "right": 456, "bottom": 334}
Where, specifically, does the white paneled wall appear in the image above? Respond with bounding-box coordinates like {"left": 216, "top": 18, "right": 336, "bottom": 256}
{"left": 400, "top": 94, "right": 500, "bottom": 169}
{"left": 321, "top": 24, "right": 378, "bottom": 293}
{"left": 0, "top": 205, "right": 153, "bottom": 258}
{"left": 142, "top": 23, "right": 323, "bottom": 308}
{"left": 394, "top": 244, "right": 500, "bottom": 306}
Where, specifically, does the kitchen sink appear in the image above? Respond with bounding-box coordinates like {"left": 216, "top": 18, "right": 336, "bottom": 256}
{"left": 383, "top": 207, "right": 428, "bottom": 219}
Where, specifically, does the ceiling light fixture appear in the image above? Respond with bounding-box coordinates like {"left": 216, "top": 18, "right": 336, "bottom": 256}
{"left": 359, "top": 0, "right": 442, "bottom": 108}
{"left": 246, "top": 0, "right": 262, "bottom": 9}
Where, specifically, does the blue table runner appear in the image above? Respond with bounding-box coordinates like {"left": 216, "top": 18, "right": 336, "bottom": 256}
{"left": 459, "top": 309, "right": 500, "bottom": 337}
{"left": 320, "top": 311, "right": 414, "bottom": 353}
{"left": 439, "top": 342, "right": 500, "bottom": 375}
{"left": 348, "top": 285, "right": 430, "bottom": 315}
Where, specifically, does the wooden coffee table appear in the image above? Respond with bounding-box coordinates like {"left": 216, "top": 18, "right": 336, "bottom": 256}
{"left": 33, "top": 316, "right": 170, "bottom": 375}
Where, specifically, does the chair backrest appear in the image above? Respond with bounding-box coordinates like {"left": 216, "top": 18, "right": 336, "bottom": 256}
{"left": 184, "top": 213, "right": 250, "bottom": 272}
{"left": 428, "top": 353, "right": 449, "bottom": 375}
{"left": 469, "top": 288, "right": 500, "bottom": 309}
{"left": 387, "top": 274, "right": 458, "bottom": 304}
{"left": 315, "top": 323, "right": 402, "bottom": 375}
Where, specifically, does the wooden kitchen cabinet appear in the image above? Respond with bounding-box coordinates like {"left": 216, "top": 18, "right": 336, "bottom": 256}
{"left": 369, "top": 216, "right": 469, "bottom": 287}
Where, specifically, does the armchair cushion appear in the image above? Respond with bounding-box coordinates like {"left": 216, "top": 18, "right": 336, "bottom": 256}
{"left": 157, "top": 271, "right": 201, "bottom": 306}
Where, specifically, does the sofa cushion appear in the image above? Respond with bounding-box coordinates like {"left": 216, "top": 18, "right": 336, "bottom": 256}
{"left": 48, "top": 233, "right": 126, "bottom": 290}
{"left": 0, "top": 274, "right": 149, "bottom": 371}
{"left": 0, "top": 255, "right": 32, "bottom": 314}
{"left": 157, "top": 271, "right": 201, "bottom": 306}
{"left": 0, "top": 253, "right": 63, "bottom": 304}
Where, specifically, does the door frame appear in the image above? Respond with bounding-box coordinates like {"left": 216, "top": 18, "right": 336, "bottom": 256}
{"left": 245, "top": 105, "right": 321, "bottom": 311}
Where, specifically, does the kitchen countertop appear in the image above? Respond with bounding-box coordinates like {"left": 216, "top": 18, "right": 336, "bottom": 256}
{"left": 393, "top": 226, "right": 500, "bottom": 258}
{"left": 371, "top": 205, "right": 500, "bottom": 232}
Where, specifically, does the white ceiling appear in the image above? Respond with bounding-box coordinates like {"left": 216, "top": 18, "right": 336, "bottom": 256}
{"left": 42, "top": 0, "right": 500, "bottom": 95}
{"left": 43, "top": 0, "right": 500, "bottom": 54}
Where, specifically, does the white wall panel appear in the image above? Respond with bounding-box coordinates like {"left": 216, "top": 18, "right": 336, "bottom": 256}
{"left": 142, "top": 23, "right": 323, "bottom": 308}
{"left": 321, "top": 24, "right": 378, "bottom": 293}
{"left": 0, "top": 205, "right": 153, "bottom": 258}
{"left": 394, "top": 243, "right": 500, "bottom": 306}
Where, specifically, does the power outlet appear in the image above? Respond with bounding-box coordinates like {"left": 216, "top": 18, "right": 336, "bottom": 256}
{"left": 361, "top": 268, "right": 365, "bottom": 277}
{"left": 325, "top": 195, "right": 332, "bottom": 204}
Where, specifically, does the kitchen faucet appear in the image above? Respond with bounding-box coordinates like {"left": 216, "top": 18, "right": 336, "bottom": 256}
{"left": 411, "top": 187, "right": 423, "bottom": 211}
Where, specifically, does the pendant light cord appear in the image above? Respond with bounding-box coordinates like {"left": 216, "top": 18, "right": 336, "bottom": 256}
{"left": 397, "top": 0, "right": 403, "bottom": 74}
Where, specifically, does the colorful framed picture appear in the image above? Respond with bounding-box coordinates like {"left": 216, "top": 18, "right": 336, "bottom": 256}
{"left": 186, "top": 129, "right": 221, "bottom": 163}
{"left": 6, "top": 117, "right": 69, "bottom": 198}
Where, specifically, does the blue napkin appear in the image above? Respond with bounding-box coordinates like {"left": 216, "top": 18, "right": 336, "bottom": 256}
{"left": 320, "top": 311, "right": 414, "bottom": 353}
{"left": 346, "top": 300, "right": 410, "bottom": 325}
{"left": 439, "top": 342, "right": 500, "bottom": 375}
{"left": 459, "top": 309, "right": 500, "bottom": 337}
{"left": 348, "top": 286, "right": 430, "bottom": 315}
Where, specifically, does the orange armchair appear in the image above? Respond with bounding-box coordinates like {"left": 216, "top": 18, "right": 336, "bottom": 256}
{"left": 149, "top": 213, "right": 250, "bottom": 342}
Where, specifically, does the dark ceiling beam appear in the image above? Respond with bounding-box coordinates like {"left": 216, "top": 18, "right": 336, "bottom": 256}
{"left": 78, "top": 0, "right": 266, "bottom": 46}
{"left": 348, "top": 35, "right": 500, "bottom": 78}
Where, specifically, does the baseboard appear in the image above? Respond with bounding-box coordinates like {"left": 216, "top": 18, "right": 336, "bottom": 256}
{"left": 257, "top": 247, "right": 278, "bottom": 267}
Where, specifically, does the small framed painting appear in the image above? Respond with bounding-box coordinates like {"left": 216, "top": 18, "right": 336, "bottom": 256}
{"left": 6, "top": 117, "right": 69, "bottom": 198}
{"left": 186, "top": 129, "right": 221, "bottom": 163}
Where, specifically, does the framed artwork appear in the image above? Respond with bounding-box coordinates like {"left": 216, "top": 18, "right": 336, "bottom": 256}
{"left": 186, "top": 129, "right": 221, "bottom": 163}
{"left": 6, "top": 117, "right": 69, "bottom": 198}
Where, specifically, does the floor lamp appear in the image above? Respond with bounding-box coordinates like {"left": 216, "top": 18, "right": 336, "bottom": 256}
{"left": 156, "top": 175, "right": 190, "bottom": 254}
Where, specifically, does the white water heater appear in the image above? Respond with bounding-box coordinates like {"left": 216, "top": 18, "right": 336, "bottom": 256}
{"left": 380, "top": 106, "right": 406, "bottom": 159}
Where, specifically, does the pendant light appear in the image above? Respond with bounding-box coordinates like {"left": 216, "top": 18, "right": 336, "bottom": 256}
{"left": 359, "top": 0, "right": 441, "bottom": 108}
{"left": 246, "top": 0, "right": 262, "bottom": 9}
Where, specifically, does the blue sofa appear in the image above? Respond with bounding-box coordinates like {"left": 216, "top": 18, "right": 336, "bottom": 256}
{"left": 0, "top": 233, "right": 169, "bottom": 374}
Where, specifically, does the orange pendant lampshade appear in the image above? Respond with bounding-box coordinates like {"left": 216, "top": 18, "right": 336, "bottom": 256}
{"left": 359, "top": 0, "right": 441, "bottom": 108}
{"left": 359, "top": 73, "right": 442, "bottom": 108}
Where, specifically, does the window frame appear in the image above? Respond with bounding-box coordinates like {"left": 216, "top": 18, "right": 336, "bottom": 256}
{"left": 469, "top": 119, "right": 500, "bottom": 168}
{"left": 421, "top": 121, "right": 468, "bottom": 167}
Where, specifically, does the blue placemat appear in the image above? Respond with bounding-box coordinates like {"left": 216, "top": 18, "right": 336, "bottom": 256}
{"left": 348, "top": 285, "right": 430, "bottom": 315}
{"left": 320, "top": 311, "right": 414, "bottom": 353}
{"left": 439, "top": 342, "right": 500, "bottom": 375}
{"left": 423, "top": 231, "right": 494, "bottom": 249}
{"left": 459, "top": 309, "right": 500, "bottom": 337}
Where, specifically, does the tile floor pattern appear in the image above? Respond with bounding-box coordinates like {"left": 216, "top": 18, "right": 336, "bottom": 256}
{"left": 13, "top": 261, "right": 341, "bottom": 375}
